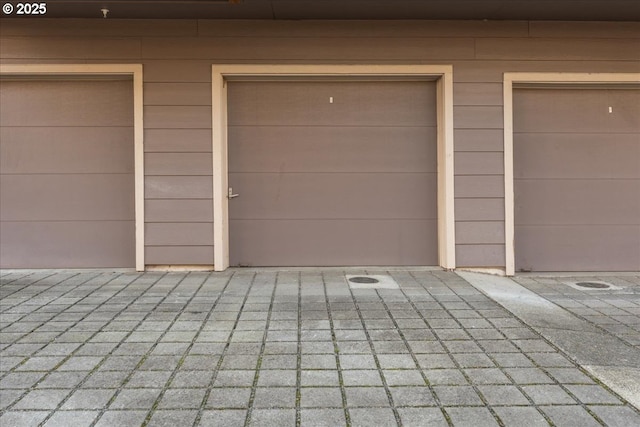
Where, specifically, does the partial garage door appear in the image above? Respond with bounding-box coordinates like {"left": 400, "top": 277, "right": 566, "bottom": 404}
{"left": 514, "top": 87, "right": 640, "bottom": 272}
{"left": 0, "top": 79, "right": 135, "bottom": 268}
{"left": 227, "top": 80, "right": 438, "bottom": 267}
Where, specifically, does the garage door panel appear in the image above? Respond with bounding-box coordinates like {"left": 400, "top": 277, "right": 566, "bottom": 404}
{"left": 513, "top": 88, "right": 640, "bottom": 133}
{"left": 228, "top": 126, "right": 437, "bottom": 173}
{"left": 230, "top": 219, "right": 438, "bottom": 267}
{"left": 514, "top": 87, "right": 640, "bottom": 272}
{"left": 0, "top": 80, "right": 134, "bottom": 127}
{"left": 0, "top": 221, "right": 135, "bottom": 269}
{"left": 229, "top": 173, "right": 437, "bottom": 220}
{"left": 228, "top": 81, "right": 436, "bottom": 127}
{"left": 1, "top": 174, "right": 134, "bottom": 221}
{"left": 0, "top": 127, "right": 134, "bottom": 174}
{"left": 0, "top": 79, "right": 135, "bottom": 268}
{"left": 609, "top": 89, "right": 640, "bottom": 131}
{"left": 515, "top": 179, "right": 640, "bottom": 225}
{"left": 514, "top": 133, "right": 640, "bottom": 179}
{"left": 229, "top": 80, "right": 437, "bottom": 266}
{"left": 516, "top": 225, "right": 640, "bottom": 271}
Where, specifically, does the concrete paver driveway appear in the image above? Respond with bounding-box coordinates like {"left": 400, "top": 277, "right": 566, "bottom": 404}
{"left": 1, "top": 269, "right": 639, "bottom": 426}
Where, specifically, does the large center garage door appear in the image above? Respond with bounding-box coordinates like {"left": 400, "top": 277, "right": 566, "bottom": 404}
{"left": 0, "top": 79, "right": 135, "bottom": 268}
{"left": 514, "top": 87, "right": 640, "bottom": 272}
{"left": 227, "top": 81, "right": 438, "bottom": 267}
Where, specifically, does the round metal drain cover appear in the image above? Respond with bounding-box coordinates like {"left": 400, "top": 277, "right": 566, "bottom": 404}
{"left": 575, "top": 282, "right": 610, "bottom": 289}
{"left": 348, "top": 276, "right": 380, "bottom": 284}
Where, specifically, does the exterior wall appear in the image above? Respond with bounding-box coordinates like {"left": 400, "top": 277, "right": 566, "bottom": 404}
{"left": 1, "top": 19, "right": 638, "bottom": 268}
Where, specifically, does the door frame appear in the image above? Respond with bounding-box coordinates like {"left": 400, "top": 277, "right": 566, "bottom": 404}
{"left": 0, "top": 64, "right": 145, "bottom": 271}
{"left": 503, "top": 72, "right": 640, "bottom": 276}
{"left": 212, "top": 64, "right": 455, "bottom": 271}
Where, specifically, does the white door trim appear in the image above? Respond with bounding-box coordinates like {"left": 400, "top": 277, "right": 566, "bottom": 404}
{"left": 212, "top": 64, "right": 455, "bottom": 271}
{"left": 0, "top": 64, "right": 145, "bottom": 271}
{"left": 503, "top": 72, "right": 640, "bottom": 276}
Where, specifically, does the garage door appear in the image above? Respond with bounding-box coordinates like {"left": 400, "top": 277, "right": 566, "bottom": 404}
{"left": 0, "top": 79, "right": 135, "bottom": 268}
{"left": 227, "top": 80, "right": 438, "bottom": 267}
{"left": 514, "top": 87, "right": 640, "bottom": 272}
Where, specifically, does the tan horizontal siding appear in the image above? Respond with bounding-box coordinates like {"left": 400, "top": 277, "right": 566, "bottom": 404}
{"left": 0, "top": 19, "right": 198, "bottom": 37}
{"left": 146, "top": 223, "right": 214, "bottom": 246}
{"left": 454, "top": 129, "right": 503, "bottom": 152}
{"left": 144, "top": 83, "right": 212, "bottom": 106}
{"left": 453, "top": 106, "right": 504, "bottom": 129}
{"left": 476, "top": 38, "right": 640, "bottom": 61}
{"left": 145, "top": 176, "right": 212, "bottom": 199}
{"left": 2, "top": 18, "right": 638, "bottom": 268}
{"left": 145, "top": 200, "right": 213, "bottom": 223}
{"left": 146, "top": 246, "right": 214, "bottom": 265}
{"left": 455, "top": 176, "right": 504, "bottom": 198}
{"left": 529, "top": 21, "right": 640, "bottom": 39}
{"left": 453, "top": 83, "right": 503, "bottom": 106}
{"left": 141, "top": 37, "right": 476, "bottom": 60}
{"left": 197, "top": 19, "right": 529, "bottom": 38}
{"left": 144, "top": 106, "right": 212, "bottom": 129}
{"left": 456, "top": 222, "right": 505, "bottom": 245}
{"left": 144, "top": 129, "right": 212, "bottom": 153}
{"left": 456, "top": 245, "right": 505, "bottom": 267}
{"left": 146, "top": 153, "right": 213, "bottom": 176}
{"left": 455, "top": 199, "right": 505, "bottom": 222}
{"left": 0, "top": 37, "right": 141, "bottom": 59}
{"left": 455, "top": 152, "right": 504, "bottom": 176}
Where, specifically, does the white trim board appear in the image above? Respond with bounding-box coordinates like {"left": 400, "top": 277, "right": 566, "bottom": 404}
{"left": 503, "top": 72, "right": 640, "bottom": 276}
{"left": 212, "top": 64, "right": 456, "bottom": 272}
{"left": 0, "top": 64, "right": 146, "bottom": 271}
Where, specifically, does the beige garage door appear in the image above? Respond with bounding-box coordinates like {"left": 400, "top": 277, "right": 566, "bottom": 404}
{"left": 514, "top": 87, "right": 640, "bottom": 272}
{"left": 228, "top": 80, "right": 438, "bottom": 267}
{"left": 0, "top": 79, "right": 135, "bottom": 268}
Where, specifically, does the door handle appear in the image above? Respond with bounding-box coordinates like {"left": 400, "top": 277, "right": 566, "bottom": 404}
{"left": 228, "top": 187, "right": 239, "bottom": 199}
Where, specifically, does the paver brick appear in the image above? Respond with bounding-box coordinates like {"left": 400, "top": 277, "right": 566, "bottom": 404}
{"left": 206, "top": 387, "right": 252, "bottom": 408}
{"left": 2, "top": 270, "right": 638, "bottom": 427}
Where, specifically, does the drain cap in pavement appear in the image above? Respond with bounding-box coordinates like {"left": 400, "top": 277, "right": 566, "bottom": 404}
{"left": 346, "top": 275, "right": 399, "bottom": 289}
{"left": 348, "top": 276, "right": 380, "bottom": 284}
{"left": 575, "top": 282, "right": 610, "bottom": 289}
{"left": 564, "top": 280, "right": 621, "bottom": 291}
